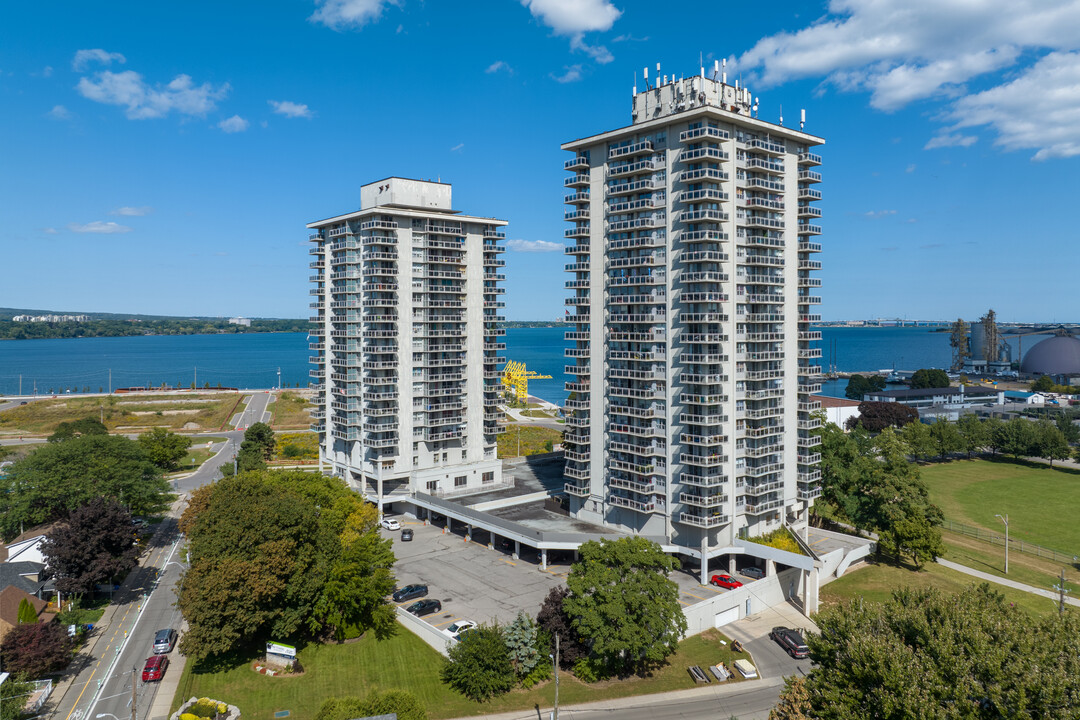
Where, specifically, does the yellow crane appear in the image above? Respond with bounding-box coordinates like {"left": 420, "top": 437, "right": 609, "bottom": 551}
{"left": 502, "top": 360, "right": 552, "bottom": 402}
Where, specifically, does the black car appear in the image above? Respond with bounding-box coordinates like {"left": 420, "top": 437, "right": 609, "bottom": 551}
{"left": 401, "top": 528, "right": 414, "bottom": 541}
{"left": 392, "top": 584, "right": 428, "bottom": 602}
{"left": 406, "top": 599, "right": 442, "bottom": 617}
{"left": 769, "top": 627, "right": 809, "bottom": 659}
{"left": 740, "top": 566, "right": 765, "bottom": 580}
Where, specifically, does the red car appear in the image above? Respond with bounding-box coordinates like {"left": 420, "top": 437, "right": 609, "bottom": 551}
{"left": 142, "top": 654, "right": 169, "bottom": 682}
{"left": 709, "top": 573, "right": 743, "bottom": 589}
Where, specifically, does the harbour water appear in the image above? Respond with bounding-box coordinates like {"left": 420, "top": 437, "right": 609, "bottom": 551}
{"left": 0, "top": 326, "right": 1045, "bottom": 401}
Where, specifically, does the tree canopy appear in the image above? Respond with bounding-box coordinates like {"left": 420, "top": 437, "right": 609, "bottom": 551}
{"left": 776, "top": 584, "right": 1080, "bottom": 719}
{"left": 0, "top": 674, "right": 33, "bottom": 720}
{"left": 844, "top": 374, "right": 886, "bottom": 400}
{"left": 138, "top": 427, "right": 193, "bottom": 471}
{"left": 441, "top": 624, "right": 516, "bottom": 701}
{"left": 178, "top": 470, "right": 396, "bottom": 661}
{"left": 0, "top": 434, "right": 171, "bottom": 540}
{"left": 850, "top": 400, "right": 919, "bottom": 432}
{"left": 0, "top": 621, "right": 73, "bottom": 678}
{"left": 48, "top": 417, "right": 108, "bottom": 442}
{"left": 41, "top": 497, "right": 138, "bottom": 596}
{"left": 536, "top": 586, "right": 587, "bottom": 669}
{"left": 564, "top": 536, "right": 687, "bottom": 675}
{"left": 910, "top": 368, "right": 951, "bottom": 389}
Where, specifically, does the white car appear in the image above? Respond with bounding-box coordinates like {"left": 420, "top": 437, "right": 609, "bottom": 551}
{"left": 445, "top": 620, "right": 477, "bottom": 639}
{"left": 380, "top": 518, "right": 401, "bottom": 531}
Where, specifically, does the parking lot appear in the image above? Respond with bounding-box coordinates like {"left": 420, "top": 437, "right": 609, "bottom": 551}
{"left": 383, "top": 518, "right": 568, "bottom": 631}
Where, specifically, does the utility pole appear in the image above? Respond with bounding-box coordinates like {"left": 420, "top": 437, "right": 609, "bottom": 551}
{"left": 277, "top": 367, "right": 281, "bottom": 390}
{"left": 1054, "top": 568, "right": 1070, "bottom": 616}
{"left": 108, "top": 368, "right": 112, "bottom": 394}
{"left": 131, "top": 665, "right": 138, "bottom": 720}
{"left": 554, "top": 633, "right": 560, "bottom": 720}
{"left": 995, "top": 513, "right": 1009, "bottom": 574}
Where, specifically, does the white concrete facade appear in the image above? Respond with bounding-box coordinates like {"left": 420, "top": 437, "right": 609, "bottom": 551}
{"left": 560, "top": 70, "right": 824, "bottom": 561}
{"left": 307, "top": 177, "right": 506, "bottom": 499}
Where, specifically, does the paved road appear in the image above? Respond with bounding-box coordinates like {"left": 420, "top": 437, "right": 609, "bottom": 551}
{"left": 48, "top": 393, "right": 272, "bottom": 720}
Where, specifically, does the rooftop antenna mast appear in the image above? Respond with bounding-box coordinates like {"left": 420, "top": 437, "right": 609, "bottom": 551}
{"left": 800, "top": 108, "right": 806, "bottom": 130}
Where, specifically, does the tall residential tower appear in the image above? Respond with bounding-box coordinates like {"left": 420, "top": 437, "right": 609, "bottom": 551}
{"left": 308, "top": 178, "right": 507, "bottom": 502}
{"left": 561, "top": 66, "right": 824, "bottom": 564}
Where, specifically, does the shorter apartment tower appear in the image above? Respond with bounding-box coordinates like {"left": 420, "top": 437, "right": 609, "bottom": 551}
{"left": 308, "top": 178, "right": 507, "bottom": 501}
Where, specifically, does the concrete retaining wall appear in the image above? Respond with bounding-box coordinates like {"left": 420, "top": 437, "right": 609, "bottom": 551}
{"left": 683, "top": 567, "right": 803, "bottom": 636}
{"left": 395, "top": 607, "right": 452, "bottom": 657}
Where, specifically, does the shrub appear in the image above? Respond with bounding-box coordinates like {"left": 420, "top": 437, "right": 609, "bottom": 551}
{"left": 572, "top": 657, "right": 608, "bottom": 683}
{"left": 747, "top": 527, "right": 805, "bottom": 555}
{"left": 520, "top": 659, "right": 552, "bottom": 689}
{"left": 441, "top": 625, "right": 515, "bottom": 701}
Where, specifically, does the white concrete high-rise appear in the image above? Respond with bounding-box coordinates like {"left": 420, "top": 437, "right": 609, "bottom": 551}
{"left": 308, "top": 178, "right": 507, "bottom": 502}
{"left": 560, "top": 66, "right": 824, "bottom": 567}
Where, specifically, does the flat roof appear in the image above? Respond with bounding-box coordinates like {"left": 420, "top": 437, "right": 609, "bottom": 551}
{"left": 868, "top": 386, "right": 999, "bottom": 399}
{"left": 814, "top": 394, "right": 861, "bottom": 408}
{"left": 307, "top": 207, "right": 507, "bottom": 229}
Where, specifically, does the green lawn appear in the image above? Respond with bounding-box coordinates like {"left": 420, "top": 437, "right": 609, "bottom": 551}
{"left": 496, "top": 425, "right": 562, "bottom": 458}
{"left": 940, "top": 530, "right": 1080, "bottom": 596}
{"left": 172, "top": 627, "right": 749, "bottom": 720}
{"left": 822, "top": 560, "right": 1073, "bottom": 619}
{"left": 920, "top": 457, "right": 1080, "bottom": 553}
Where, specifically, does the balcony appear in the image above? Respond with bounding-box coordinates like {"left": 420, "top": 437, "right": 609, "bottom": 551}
{"left": 609, "top": 139, "right": 654, "bottom": 159}
{"left": 798, "top": 152, "right": 822, "bottom": 166}
{"left": 744, "top": 498, "right": 784, "bottom": 514}
{"left": 360, "top": 219, "right": 398, "bottom": 231}
{"left": 565, "top": 191, "right": 591, "bottom": 205}
{"left": 564, "top": 156, "right": 589, "bottom": 171}
{"left": 679, "top": 453, "right": 726, "bottom": 468}
{"left": 608, "top": 159, "right": 661, "bottom": 177}
{"left": 565, "top": 465, "right": 590, "bottom": 481}
{"left": 680, "top": 492, "right": 727, "bottom": 508}
{"left": 680, "top": 126, "right": 730, "bottom": 142}
{"left": 679, "top": 471, "right": 727, "bottom": 488}
{"left": 798, "top": 170, "right": 822, "bottom": 184}
{"left": 799, "top": 241, "right": 822, "bottom": 253}
{"left": 747, "top": 138, "right": 785, "bottom": 155}
{"left": 679, "top": 168, "right": 728, "bottom": 183}
{"left": 564, "top": 174, "right": 590, "bottom": 187}
{"left": 677, "top": 512, "right": 729, "bottom": 528}
{"left": 565, "top": 481, "right": 591, "bottom": 497}
{"left": 798, "top": 223, "right": 822, "bottom": 235}
{"left": 565, "top": 226, "right": 591, "bottom": 239}
{"left": 609, "top": 495, "right": 659, "bottom": 514}
{"left": 679, "top": 147, "right": 728, "bottom": 163}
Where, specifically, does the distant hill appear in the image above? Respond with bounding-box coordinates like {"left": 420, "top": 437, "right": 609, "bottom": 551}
{"left": 0, "top": 307, "right": 302, "bottom": 322}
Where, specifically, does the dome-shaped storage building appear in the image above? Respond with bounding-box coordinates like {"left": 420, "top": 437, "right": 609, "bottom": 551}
{"left": 1020, "top": 334, "right": 1080, "bottom": 376}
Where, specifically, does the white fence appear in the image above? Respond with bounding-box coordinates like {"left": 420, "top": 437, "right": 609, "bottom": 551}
{"left": 395, "top": 606, "right": 452, "bottom": 657}
{"left": 683, "top": 567, "right": 804, "bottom": 636}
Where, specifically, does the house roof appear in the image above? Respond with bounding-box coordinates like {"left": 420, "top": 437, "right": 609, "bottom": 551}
{"left": 814, "top": 395, "right": 861, "bottom": 408}
{"left": 7, "top": 522, "right": 59, "bottom": 546}
{"left": 0, "top": 585, "right": 48, "bottom": 627}
{"left": 0, "top": 562, "right": 46, "bottom": 596}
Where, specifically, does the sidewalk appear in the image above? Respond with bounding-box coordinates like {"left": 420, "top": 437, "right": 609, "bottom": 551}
{"left": 936, "top": 557, "right": 1080, "bottom": 607}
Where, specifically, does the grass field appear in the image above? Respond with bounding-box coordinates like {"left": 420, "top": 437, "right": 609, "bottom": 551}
{"left": 920, "top": 458, "right": 1080, "bottom": 554}
{"left": 0, "top": 393, "right": 240, "bottom": 435}
{"left": 268, "top": 391, "right": 312, "bottom": 429}
{"left": 171, "top": 627, "right": 747, "bottom": 720}
{"left": 822, "top": 560, "right": 1073, "bottom": 619}
{"left": 940, "top": 530, "right": 1080, "bottom": 596}
{"left": 273, "top": 432, "right": 318, "bottom": 462}
{"left": 496, "top": 425, "right": 562, "bottom": 458}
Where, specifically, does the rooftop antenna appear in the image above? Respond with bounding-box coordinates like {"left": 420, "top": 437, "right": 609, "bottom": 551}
{"left": 779, "top": 104, "right": 783, "bottom": 126}
{"left": 643, "top": 65, "right": 650, "bottom": 90}
{"left": 633, "top": 71, "right": 637, "bottom": 96}
{"left": 721, "top": 59, "right": 727, "bottom": 84}
{"left": 713, "top": 59, "right": 720, "bottom": 81}
{"left": 753, "top": 97, "right": 759, "bottom": 117}
{"left": 800, "top": 108, "right": 806, "bottom": 130}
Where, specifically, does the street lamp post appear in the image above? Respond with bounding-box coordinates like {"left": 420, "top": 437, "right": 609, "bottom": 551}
{"left": 549, "top": 633, "right": 559, "bottom": 720}
{"left": 995, "top": 513, "right": 1009, "bottom": 574}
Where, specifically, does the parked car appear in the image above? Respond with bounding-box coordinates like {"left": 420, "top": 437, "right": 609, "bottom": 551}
{"left": 769, "top": 627, "right": 810, "bottom": 659}
{"left": 445, "top": 620, "right": 477, "bottom": 639}
{"left": 739, "top": 566, "right": 765, "bottom": 580}
{"left": 142, "top": 655, "right": 169, "bottom": 682}
{"left": 406, "top": 599, "right": 442, "bottom": 617}
{"left": 401, "top": 528, "right": 414, "bottom": 541}
{"left": 152, "top": 628, "right": 177, "bottom": 654}
{"left": 392, "top": 584, "right": 428, "bottom": 602}
{"left": 709, "top": 574, "right": 743, "bottom": 589}
{"left": 381, "top": 518, "right": 401, "bottom": 531}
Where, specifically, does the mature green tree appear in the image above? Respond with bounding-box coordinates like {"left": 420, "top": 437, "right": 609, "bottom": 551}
{"left": 41, "top": 497, "right": 138, "bottom": 597}
{"left": 782, "top": 584, "right": 1080, "bottom": 719}
{"left": 852, "top": 401, "right": 919, "bottom": 432}
{"left": 244, "top": 422, "right": 277, "bottom": 461}
{"left": 1055, "top": 412, "right": 1080, "bottom": 444}
{"left": 178, "top": 471, "right": 395, "bottom": 661}
{"left": 0, "top": 435, "right": 170, "bottom": 540}
{"left": 0, "top": 622, "right": 73, "bottom": 678}
{"left": 236, "top": 440, "right": 267, "bottom": 473}
{"left": 928, "top": 419, "right": 964, "bottom": 460}
{"left": 983, "top": 415, "right": 1005, "bottom": 454}
{"left": 535, "top": 586, "right": 588, "bottom": 669}
{"left": 313, "top": 690, "right": 428, "bottom": 720}
{"left": 910, "top": 368, "right": 951, "bottom": 389}
{"left": 995, "top": 417, "right": 1038, "bottom": 458}
{"left": 441, "top": 625, "right": 516, "bottom": 701}
{"left": 564, "top": 537, "right": 687, "bottom": 675}
{"left": 504, "top": 611, "right": 540, "bottom": 678}
{"left": 137, "top": 427, "right": 193, "bottom": 471}
{"left": 48, "top": 417, "right": 108, "bottom": 442}
{"left": 899, "top": 419, "right": 934, "bottom": 461}
{"left": 0, "top": 674, "right": 33, "bottom": 720}
{"left": 16, "top": 598, "right": 39, "bottom": 624}
{"left": 1035, "top": 419, "right": 1071, "bottom": 467}
{"left": 1032, "top": 375, "right": 1054, "bottom": 392}
{"left": 817, "top": 423, "right": 875, "bottom": 522}
{"left": 770, "top": 676, "right": 814, "bottom": 720}
{"left": 956, "top": 413, "right": 989, "bottom": 457}
{"left": 844, "top": 374, "right": 870, "bottom": 400}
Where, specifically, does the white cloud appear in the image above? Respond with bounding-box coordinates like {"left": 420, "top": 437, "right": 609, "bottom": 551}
{"left": 864, "top": 209, "right": 897, "bottom": 218}
{"left": 906, "top": 163, "right": 917, "bottom": 173}
{"left": 218, "top": 115, "right": 249, "bottom": 133}
{"left": 269, "top": 100, "right": 313, "bottom": 118}
{"left": 450, "top": 142, "right": 464, "bottom": 152}
{"left": 946, "top": 51, "right": 1080, "bottom": 160}
{"left": 77, "top": 70, "right": 230, "bottom": 120}
{"left": 42, "top": 227, "right": 58, "bottom": 235}
{"left": 46, "top": 105, "right": 72, "bottom": 120}
{"left": 486, "top": 60, "right": 513, "bottom": 74}
{"left": 72, "top": 49, "right": 126, "bottom": 72}
{"left": 521, "top": 0, "right": 621, "bottom": 64}
{"left": 111, "top": 206, "right": 153, "bottom": 216}
{"left": 733, "top": 0, "right": 1080, "bottom": 158}
{"left": 41, "top": 66, "right": 53, "bottom": 77}
{"left": 551, "top": 65, "right": 583, "bottom": 83}
{"left": 310, "top": 0, "right": 401, "bottom": 30}
{"left": 924, "top": 133, "right": 978, "bottom": 150}
{"left": 68, "top": 221, "right": 132, "bottom": 234}
{"left": 507, "top": 239, "right": 563, "bottom": 253}
{"left": 612, "top": 34, "right": 648, "bottom": 42}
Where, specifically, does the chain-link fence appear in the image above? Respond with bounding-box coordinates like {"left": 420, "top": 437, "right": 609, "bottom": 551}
{"left": 942, "top": 519, "right": 1077, "bottom": 565}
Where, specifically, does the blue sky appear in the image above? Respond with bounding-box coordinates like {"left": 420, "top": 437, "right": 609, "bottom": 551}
{"left": 2, "top": 0, "right": 1079, "bottom": 323}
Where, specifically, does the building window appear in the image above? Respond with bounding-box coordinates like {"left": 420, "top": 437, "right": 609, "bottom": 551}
{"left": 426, "top": 480, "right": 438, "bottom": 492}
{"left": 482, "top": 471, "right": 494, "bottom": 484}
{"left": 413, "top": 456, "right": 419, "bottom": 467}
{"left": 454, "top": 475, "right": 467, "bottom": 488}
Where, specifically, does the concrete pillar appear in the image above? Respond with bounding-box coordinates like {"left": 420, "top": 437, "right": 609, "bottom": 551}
{"left": 541, "top": 548, "right": 548, "bottom": 571}
{"left": 447, "top": 517, "right": 452, "bottom": 533}
{"left": 573, "top": 549, "right": 579, "bottom": 561}
{"left": 700, "top": 536, "right": 709, "bottom": 586}
{"left": 766, "top": 559, "right": 776, "bottom": 577}
{"left": 465, "top": 524, "right": 472, "bottom": 543}
{"left": 728, "top": 555, "right": 737, "bottom": 574}
{"left": 514, "top": 540, "right": 520, "bottom": 560}
{"left": 803, "top": 568, "right": 819, "bottom": 616}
